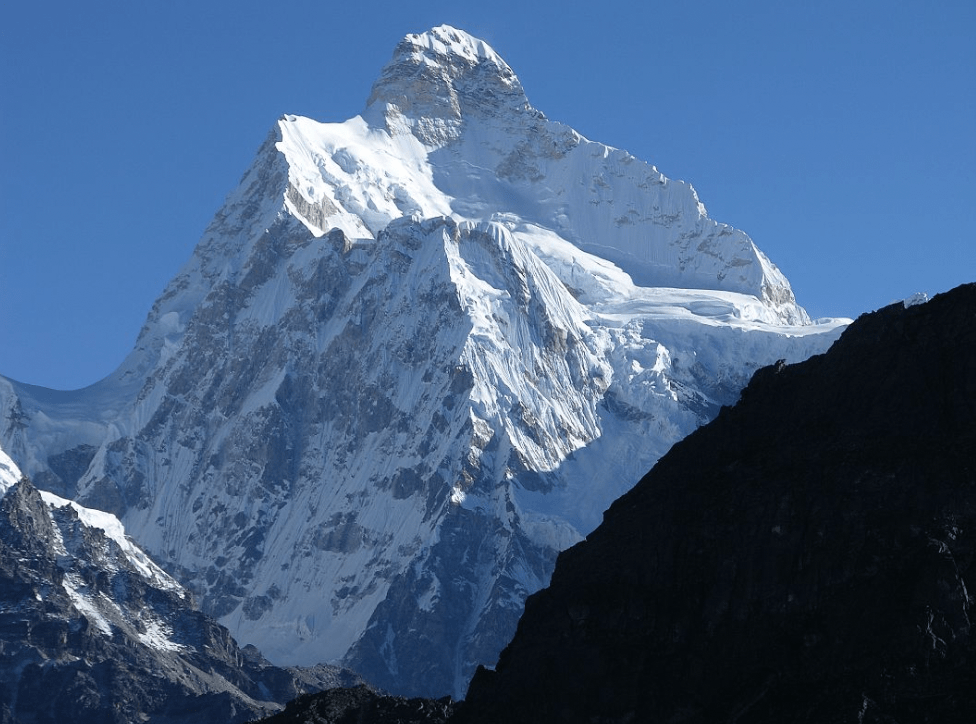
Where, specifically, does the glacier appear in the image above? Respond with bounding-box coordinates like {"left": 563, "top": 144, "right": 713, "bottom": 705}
{"left": 0, "top": 25, "right": 848, "bottom": 697}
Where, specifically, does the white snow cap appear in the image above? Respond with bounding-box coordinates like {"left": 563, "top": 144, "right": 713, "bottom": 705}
{"left": 402, "top": 25, "right": 509, "bottom": 67}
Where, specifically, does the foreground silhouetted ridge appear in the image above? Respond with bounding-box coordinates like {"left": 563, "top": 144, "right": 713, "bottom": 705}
{"left": 254, "top": 283, "right": 975, "bottom": 723}
{"left": 458, "top": 283, "right": 976, "bottom": 723}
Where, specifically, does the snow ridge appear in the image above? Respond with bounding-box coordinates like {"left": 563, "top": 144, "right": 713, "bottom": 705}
{"left": 0, "top": 449, "right": 189, "bottom": 598}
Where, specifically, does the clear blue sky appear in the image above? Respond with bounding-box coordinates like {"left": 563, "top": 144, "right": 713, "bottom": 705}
{"left": 2, "top": 1, "right": 973, "bottom": 390}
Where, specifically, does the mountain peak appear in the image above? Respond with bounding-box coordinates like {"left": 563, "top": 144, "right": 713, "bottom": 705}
{"left": 365, "top": 25, "right": 535, "bottom": 144}
{"left": 403, "top": 25, "right": 507, "bottom": 67}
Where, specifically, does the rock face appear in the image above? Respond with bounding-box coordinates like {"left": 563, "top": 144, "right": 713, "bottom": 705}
{"left": 457, "top": 283, "right": 976, "bottom": 723}
{"left": 0, "top": 449, "right": 357, "bottom": 724}
{"left": 0, "top": 26, "right": 845, "bottom": 698}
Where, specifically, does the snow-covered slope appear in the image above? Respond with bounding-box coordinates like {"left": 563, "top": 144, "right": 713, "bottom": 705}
{"left": 0, "top": 26, "right": 847, "bottom": 698}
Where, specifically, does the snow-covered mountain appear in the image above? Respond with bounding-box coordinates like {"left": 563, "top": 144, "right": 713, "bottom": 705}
{"left": 0, "top": 26, "right": 847, "bottom": 697}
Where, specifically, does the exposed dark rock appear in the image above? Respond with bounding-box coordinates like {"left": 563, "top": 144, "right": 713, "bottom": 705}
{"left": 33, "top": 443, "right": 97, "bottom": 499}
{"left": 455, "top": 283, "right": 976, "bottom": 723}
{"left": 247, "top": 684, "right": 455, "bottom": 724}
{"left": 0, "top": 476, "right": 359, "bottom": 723}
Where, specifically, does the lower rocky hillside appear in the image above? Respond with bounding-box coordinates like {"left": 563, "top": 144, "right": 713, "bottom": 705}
{"left": 248, "top": 685, "right": 455, "bottom": 724}
{"left": 0, "top": 466, "right": 360, "bottom": 724}
{"left": 457, "top": 283, "right": 976, "bottom": 722}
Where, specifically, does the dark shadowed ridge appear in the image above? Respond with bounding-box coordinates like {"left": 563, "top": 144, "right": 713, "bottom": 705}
{"left": 248, "top": 684, "right": 455, "bottom": 724}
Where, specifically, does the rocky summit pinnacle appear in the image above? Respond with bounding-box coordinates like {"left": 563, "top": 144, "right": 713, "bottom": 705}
{"left": 365, "top": 25, "right": 534, "bottom": 144}
{"left": 0, "top": 26, "right": 847, "bottom": 698}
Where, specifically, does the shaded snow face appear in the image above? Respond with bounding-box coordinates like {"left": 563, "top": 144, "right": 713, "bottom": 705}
{"left": 0, "top": 25, "right": 849, "bottom": 699}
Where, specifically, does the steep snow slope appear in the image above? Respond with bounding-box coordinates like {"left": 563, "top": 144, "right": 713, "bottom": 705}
{"left": 0, "top": 447, "right": 20, "bottom": 495}
{"left": 0, "top": 26, "right": 847, "bottom": 697}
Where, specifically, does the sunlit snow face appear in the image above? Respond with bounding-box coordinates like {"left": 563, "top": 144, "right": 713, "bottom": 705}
{"left": 0, "top": 447, "right": 21, "bottom": 495}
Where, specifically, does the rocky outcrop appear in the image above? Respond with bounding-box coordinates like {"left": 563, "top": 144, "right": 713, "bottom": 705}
{"left": 457, "top": 283, "right": 976, "bottom": 723}
{"left": 0, "top": 471, "right": 359, "bottom": 723}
